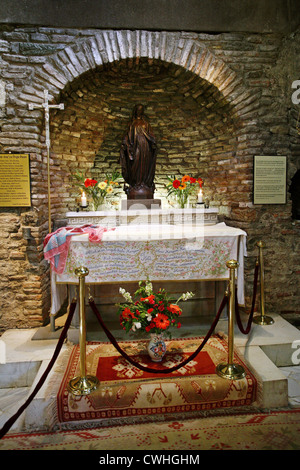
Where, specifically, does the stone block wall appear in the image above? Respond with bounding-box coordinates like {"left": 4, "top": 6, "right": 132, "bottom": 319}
{"left": 0, "top": 26, "right": 299, "bottom": 329}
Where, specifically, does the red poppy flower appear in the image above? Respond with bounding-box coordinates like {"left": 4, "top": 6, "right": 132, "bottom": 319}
{"left": 190, "top": 177, "right": 196, "bottom": 184}
{"left": 172, "top": 179, "right": 181, "bottom": 189}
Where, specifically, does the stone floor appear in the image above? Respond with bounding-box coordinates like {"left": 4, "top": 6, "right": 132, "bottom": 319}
{"left": 1, "top": 311, "right": 300, "bottom": 434}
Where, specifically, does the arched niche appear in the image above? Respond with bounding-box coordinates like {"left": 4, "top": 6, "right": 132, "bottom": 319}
{"left": 49, "top": 58, "right": 242, "bottom": 217}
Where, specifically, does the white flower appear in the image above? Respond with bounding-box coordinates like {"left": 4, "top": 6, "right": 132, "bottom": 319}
{"left": 146, "top": 314, "right": 152, "bottom": 322}
{"left": 181, "top": 291, "right": 194, "bottom": 301}
{"left": 145, "top": 280, "right": 153, "bottom": 295}
{"left": 119, "top": 287, "right": 132, "bottom": 302}
{"left": 132, "top": 322, "right": 141, "bottom": 331}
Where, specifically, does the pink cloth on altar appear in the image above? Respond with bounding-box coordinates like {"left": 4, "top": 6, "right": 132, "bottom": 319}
{"left": 43, "top": 225, "right": 115, "bottom": 274}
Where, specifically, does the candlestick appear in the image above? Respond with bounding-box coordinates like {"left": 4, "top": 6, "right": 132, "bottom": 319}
{"left": 81, "top": 191, "right": 87, "bottom": 207}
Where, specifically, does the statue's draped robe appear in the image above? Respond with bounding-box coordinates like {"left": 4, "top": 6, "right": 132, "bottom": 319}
{"left": 120, "top": 116, "right": 157, "bottom": 194}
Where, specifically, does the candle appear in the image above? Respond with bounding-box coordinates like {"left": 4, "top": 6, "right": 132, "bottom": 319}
{"left": 198, "top": 188, "right": 203, "bottom": 203}
{"left": 81, "top": 191, "right": 87, "bottom": 207}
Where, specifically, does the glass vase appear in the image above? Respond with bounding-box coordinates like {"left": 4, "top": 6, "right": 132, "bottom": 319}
{"left": 91, "top": 197, "right": 105, "bottom": 211}
{"left": 177, "top": 193, "right": 189, "bottom": 209}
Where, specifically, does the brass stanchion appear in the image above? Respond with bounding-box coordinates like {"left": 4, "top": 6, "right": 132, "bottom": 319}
{"left": 216, "top": 260, "right": 246, "bottom": 380}
{"left": 253, "top": 241, "right": 274, "bottom": 325}
{"left": 67, "top": 267, "right": 100, "bottom": 396}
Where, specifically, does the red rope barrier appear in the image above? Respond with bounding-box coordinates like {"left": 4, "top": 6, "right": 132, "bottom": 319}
{"left": 89, "top": 293, "right": 228, "bottom": 374}
{"left": 235, "top": 262, "right": 259, "bottom": 335}
{"left": 0, "top": 299, "right": 77, "bottom": 440}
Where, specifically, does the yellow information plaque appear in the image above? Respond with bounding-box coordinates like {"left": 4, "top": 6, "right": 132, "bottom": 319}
{"left": 0, "top": 154, "right": 31, "bottom": 207}
{"left": 253, "top": 155, "right": 287, "bottom": 205}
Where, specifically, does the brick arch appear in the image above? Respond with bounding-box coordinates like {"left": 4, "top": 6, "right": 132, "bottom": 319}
{"left": 32, "top": 30, "right": 258, "bottom": 121}
{"left": 50, "top": 58, "right": 240, "bottom": 213}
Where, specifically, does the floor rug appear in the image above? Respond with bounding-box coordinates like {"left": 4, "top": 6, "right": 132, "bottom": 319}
{"left": 1, "top": 409, "right": 300, "bottom": 450}
{"left": 56, "top": 335, "right": 259, "bottom": 427}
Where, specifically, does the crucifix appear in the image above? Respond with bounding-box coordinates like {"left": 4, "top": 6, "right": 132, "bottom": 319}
{"left": 29, "top": 90, "right": 64, "bottom": 332}
{"left": 29, "top": 89, "right": 64, "bottom": 234}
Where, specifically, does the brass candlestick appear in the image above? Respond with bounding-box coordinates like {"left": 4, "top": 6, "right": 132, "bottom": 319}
{"left": 216, "top": 260, "right": 246, "bottom": 380}
{"left": 253, "top": 241, "right": 274, "bottom": 325}
{"left": 67, "top": 266, "right": 100, "bottom": 395}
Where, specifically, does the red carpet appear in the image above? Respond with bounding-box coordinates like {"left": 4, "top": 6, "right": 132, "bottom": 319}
{"left": 56, "top": 335, "right": 259, "bottom": 427}
{"left": 96, "top": 349, "right": 216, "bottom": 380}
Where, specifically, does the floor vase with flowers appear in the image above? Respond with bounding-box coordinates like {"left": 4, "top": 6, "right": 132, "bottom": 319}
{"left": 117, "top": 280, "right": 195, "bottom": 363}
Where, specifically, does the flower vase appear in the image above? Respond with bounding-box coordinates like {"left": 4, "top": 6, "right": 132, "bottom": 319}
{"left": 177, "top": 194, "right": 189, "bottom": 209}
{"left": 91, "top": 197, "right": 105, "bottom": 211}
{"left": 147, "top": 333, "right": 167, "bottom": 362}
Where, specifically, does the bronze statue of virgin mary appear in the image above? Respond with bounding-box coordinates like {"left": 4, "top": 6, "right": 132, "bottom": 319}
{"left": 120, "top": 104, "right": 157, "bottom": 199}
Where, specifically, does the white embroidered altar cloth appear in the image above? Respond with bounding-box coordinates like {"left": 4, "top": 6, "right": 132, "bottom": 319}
{"left": 51, "top": 223, "right": 247, "bottom": 314}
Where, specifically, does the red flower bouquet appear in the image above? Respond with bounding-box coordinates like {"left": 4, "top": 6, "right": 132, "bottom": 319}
{"left": 167, "top": 175, "right": 203, "bottom": 208}
{"left": 117, "top": 280, "right": 194, "bottom": 338}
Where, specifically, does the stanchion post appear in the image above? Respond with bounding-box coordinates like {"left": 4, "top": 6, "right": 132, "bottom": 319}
{"left": 253, "top": 241, "right": 274, "bottom": 325}
{"left": 67, "top": 266, "right": 100, "bottom": 395}
{"left": 216, "top": 260, "right": 246, "bottom": 380}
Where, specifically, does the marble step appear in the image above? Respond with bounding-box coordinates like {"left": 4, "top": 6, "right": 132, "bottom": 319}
{"left": 218, "top": 313, "right": 300, "bottom": 367}
{"left": 0, "top": 361, "right": 41, "bottom": 388}
{"left": 0, "top": 387, "right": 30, "bottom": 432}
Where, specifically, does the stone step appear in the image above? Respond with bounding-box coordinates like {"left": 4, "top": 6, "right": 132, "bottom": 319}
{"left": 218, "top": 313, "right": 300, "bottom": 367}
{"left": 0, "top": 361, "right": 41, "bottom": 388}
{"left": 0, "top": 387, "right": 30, "bottom": 432}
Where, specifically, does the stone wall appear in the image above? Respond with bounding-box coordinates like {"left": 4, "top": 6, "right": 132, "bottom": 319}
{"left": 0, "top": 26, "right": 299, "bottom": 329}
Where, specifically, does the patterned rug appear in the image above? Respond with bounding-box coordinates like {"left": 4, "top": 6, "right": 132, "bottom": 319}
{"left": 1, "top": 409, "right": 300, "bottom": 450}
{"left": 55, "top": 335, "right": 259, "bottom": 427}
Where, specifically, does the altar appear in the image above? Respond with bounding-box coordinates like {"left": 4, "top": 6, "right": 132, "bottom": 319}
{"left": 48, "top": 208, "right": 247, "bottom": 327}
{"left": 65, "top": 207, "right": 219, "bottom": 228}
